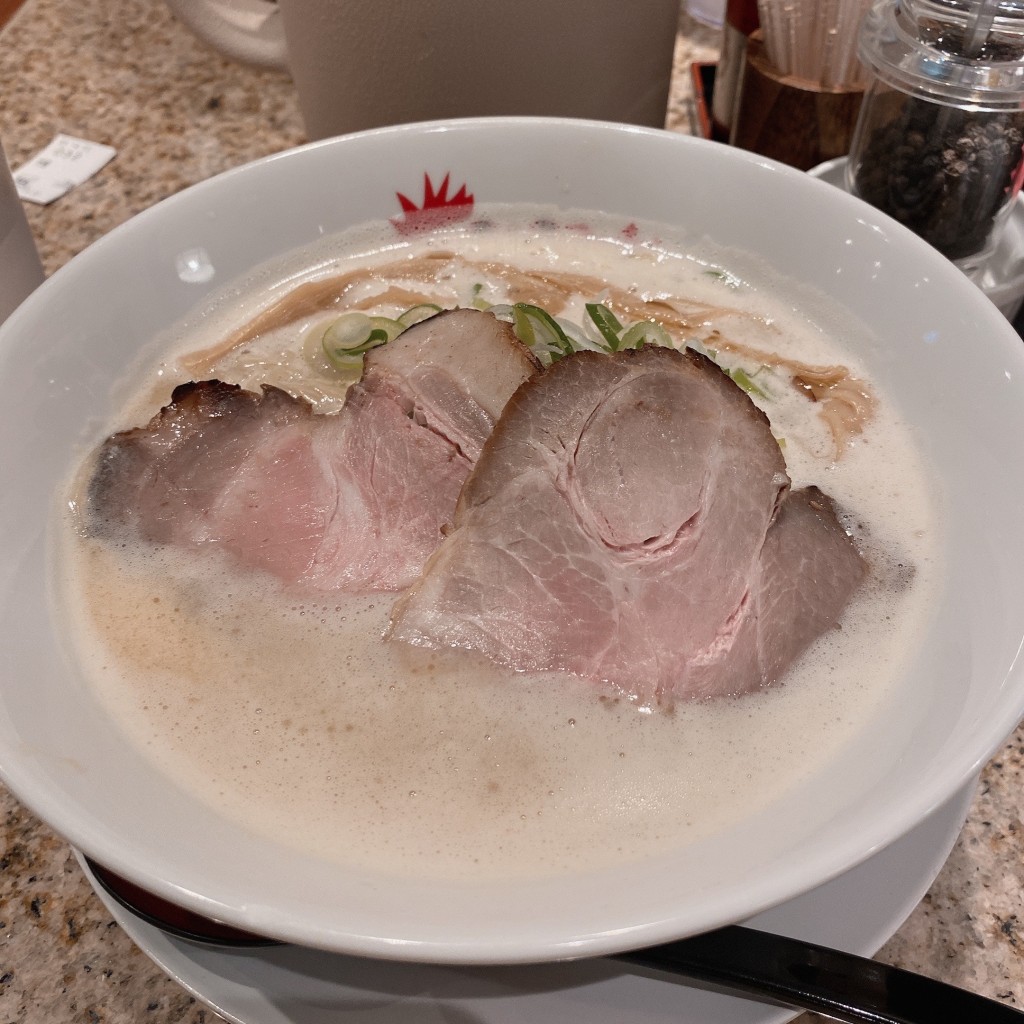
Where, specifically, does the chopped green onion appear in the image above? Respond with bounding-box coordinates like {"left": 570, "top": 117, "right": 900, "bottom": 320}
{"left": 322, "top": 312, "right": 390, "bottom": 370}
{"left": 487, "top": 303, "right": 513, "bottom": 321}
{"left": 313, "top": 300, "right": 775, "bottom": 418}
{"left": 470, "top": 283, "right": 491, "bottom": 310}
{"left": 704, "top": 268, "right": 742, "bottom": 288}
{"left": 323, "top": 312, "right": 372, "bottom": 352}
{"left": 620, "top": 320, "right": 672, "bottom": 350}
{"left": 322, "top": 350, "right": 363, "bottom": 372}
{"left": 396, "top": 304, "right": 442, "bottom": 328}
{"left": 585, "top": 303, "right": 623, "bottom": 351}
{"left": 512, "top": 303, "right": 575, "bottom": 359}
{"left": 689, "top": 339, "right": 719, "bottom": 361}
{"left": 558, "top": 316, "right": 604, "bottom": 353}
{"left": 727, "top": 367, "right": 771, "bottom": 400}
{"left": 368, "top": 316, "right": 406, "bottom": 342}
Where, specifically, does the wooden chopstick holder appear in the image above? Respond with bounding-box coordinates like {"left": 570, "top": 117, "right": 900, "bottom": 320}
{"left": 731, "top": 31, "right": 865, "bottom": 171}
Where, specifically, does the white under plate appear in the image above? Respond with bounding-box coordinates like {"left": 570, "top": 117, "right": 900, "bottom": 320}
{"left": 809, "top": 156, "right": 1024, "bottom": 321}
{"left": 79, "top": 778, "right": 975, "bottom": 1024}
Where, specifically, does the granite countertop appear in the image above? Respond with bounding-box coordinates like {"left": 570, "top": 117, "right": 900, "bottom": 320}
{"left": 0, "top": 1, "right": 1022, "bottom": 1021}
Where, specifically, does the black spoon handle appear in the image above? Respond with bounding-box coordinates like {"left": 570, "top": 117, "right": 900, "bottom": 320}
{"left": 615, "top": 924, "right": 1023, "bottom": 1024}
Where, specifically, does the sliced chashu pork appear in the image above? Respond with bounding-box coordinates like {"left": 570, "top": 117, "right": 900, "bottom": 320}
{"left": 390, "top": 346, "right": 866, "bottom": 702}
{"left": 87, "top": 308, "right": 540, "bottom": 593}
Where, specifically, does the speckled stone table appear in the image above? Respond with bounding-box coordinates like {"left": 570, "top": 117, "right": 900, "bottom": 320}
{"left": 1, "top": 2, "right": 1022, "bottom": 1022}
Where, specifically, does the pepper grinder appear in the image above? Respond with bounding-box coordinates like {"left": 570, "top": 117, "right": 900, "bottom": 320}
{"left": 846, "top": 0, "right": 1024, "bottom": 278}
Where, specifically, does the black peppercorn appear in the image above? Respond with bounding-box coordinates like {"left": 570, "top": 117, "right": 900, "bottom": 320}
{"left": 847, "top": 0, "right": 1024, "bottom": 268}
{"left": 851, "top": 99, "right": 1024, "bottom": 260}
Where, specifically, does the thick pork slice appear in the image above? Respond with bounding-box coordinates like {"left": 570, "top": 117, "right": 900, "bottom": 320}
{"left": 682, "top": 485, "right": 867, "bottom": 698}
{"left": 87, "top": 308, "right": 540, "bottom": 593}
{"left": 390, "top": 346, "right": 865, "bottom": 702}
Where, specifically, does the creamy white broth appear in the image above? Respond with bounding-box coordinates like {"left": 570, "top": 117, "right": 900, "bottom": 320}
{"left": 55, "top": 207, "right": 940, "bottom": 880}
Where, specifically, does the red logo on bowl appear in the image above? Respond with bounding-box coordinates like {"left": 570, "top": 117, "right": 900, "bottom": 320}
{"left": 392, "top": 173, "right": 474, "bottom": 235}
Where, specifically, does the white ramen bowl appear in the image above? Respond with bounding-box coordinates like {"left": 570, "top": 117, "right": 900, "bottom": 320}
{"left": 1, "top": 117, "right": 1023, "bottom": 964}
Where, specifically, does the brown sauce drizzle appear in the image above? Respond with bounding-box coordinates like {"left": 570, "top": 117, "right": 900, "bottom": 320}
{"left": 791, "top": 365, "right": 878, "bottom": 460}
{"left": 180, "top": 253, "right": 458, "bottom": 373}
{"left": 181, "top": 252, "right": 876, "bottom": 458}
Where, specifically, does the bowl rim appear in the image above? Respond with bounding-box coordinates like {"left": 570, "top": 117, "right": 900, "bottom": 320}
{"left": 3, "top": 115, "right": 1024, "bottom": 963}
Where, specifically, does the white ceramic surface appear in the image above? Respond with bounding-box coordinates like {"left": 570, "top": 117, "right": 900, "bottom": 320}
{"left": 2, "top": 118, "right": 1024, "bottom": 964}
{"left": 79, "top": 780, "right": 977, "bottom": 1024}
{"left": 809, "top": 155, "right": 1024, "bottom": 321}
